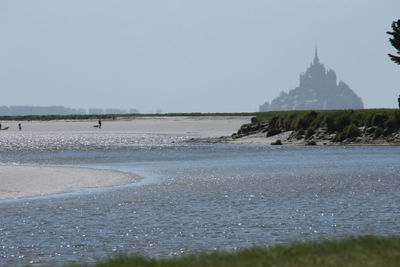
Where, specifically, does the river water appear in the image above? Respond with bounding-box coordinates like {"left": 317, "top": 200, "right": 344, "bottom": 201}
{"left": 1, "top": 132, "right": 400, "bottom": 266}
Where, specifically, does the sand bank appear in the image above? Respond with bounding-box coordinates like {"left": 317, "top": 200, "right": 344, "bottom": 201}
{"left": 187, "top": 130, "right": 298, "bottom": 145}
{"left": 1, "top": 116, "right": 251, "bottom": 136}
{"left": 0, "top": 165, "right": 139, "bottom": 200}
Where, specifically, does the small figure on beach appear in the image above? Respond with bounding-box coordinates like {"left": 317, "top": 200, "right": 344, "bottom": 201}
{"left": 98, "top": 119, "right": 102, "bottom": 129}
{"left": 18, "top": 123, "right": 22, "bottom": 131}
{"left": 0, "top": 123, "right": 2, "bottom": 130}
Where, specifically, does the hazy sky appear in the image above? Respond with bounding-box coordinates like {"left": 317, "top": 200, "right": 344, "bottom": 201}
{"left": 1, "top": 1, "right": 399, "bottom": 113}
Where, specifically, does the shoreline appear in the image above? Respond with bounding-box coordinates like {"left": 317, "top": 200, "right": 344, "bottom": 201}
{"left": 0, "top": 165, "right": 140, "bottom": 200}
{"left": 0, "top": 116, "right": 251, "bottom": 200}
{"left": 186, "top": 110, "right": 400, "bottom": 146}
{"left": 187, "top": 131, "right": 400, "bottom": 145}
{"left": 0, "top": 115, "right": 251, "bottom": 135}
{"left": 0, "top": 112, "right": 256, "bottom": 123}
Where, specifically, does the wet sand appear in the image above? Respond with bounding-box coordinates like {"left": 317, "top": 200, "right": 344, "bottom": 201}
{"left": 0, "top": 165, "right": 139, "bottom": 200}
{"left": 1, "top": 116, "right": 250, "bottom": 136}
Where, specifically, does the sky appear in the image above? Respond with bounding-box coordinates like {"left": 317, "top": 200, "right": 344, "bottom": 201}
{"left": 1, "top": 0, "right": 399, "bottom": 113}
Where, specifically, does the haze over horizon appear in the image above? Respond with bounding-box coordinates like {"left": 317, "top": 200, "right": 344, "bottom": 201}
{"left": 1, "top": 1, "right": 399, "bottom": 113}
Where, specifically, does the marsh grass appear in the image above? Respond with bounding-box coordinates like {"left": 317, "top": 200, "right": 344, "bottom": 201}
{"left": 67, "top": 236, "right": 400, "bottom": 267}
{"left": 254, "top": 109, "right": 400, "bottom": 131}
{"left": 251, "top": 109, "right": 400, "bottom": 140}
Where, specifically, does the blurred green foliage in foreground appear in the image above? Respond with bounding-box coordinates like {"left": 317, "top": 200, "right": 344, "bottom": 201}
{"left": 67, "top": 236, "right": 400, "bottom": 267}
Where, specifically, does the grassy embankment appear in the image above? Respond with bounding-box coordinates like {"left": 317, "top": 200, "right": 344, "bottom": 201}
{"left": 0, "top": 112, "right": 255, "bottom": 121}
{"left": 237, "top": 109, "right": 400, "bottom": 142}
{"left": 67, "top": 236, "right": 400, "bottom": 267}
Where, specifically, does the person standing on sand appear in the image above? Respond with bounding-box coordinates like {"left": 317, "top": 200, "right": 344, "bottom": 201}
{"left": 98, "top": 119, "right": 102, "bottom": 129}
{"left": 18, "top": 123, "right": 22, "bottom": 131}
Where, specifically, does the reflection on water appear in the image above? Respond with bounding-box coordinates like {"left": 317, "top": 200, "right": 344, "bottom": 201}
{"left": 1, "top": 132, "right": 400, "bottom": 266}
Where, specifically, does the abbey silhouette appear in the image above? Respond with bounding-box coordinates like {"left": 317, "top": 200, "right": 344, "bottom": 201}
{"left": 259, "top": 48, "right": 364, "bottom": 111}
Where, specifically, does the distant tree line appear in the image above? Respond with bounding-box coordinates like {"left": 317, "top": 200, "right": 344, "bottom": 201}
{"left": 0, "top": 106, "right": 139, "bottom": 116}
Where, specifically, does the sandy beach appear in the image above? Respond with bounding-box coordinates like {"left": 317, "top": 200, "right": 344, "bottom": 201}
{"left": 0, "top": 165, "right": 139, "bottom": 200}
{"left": 0, "top": 116, "right": 251, "bottom": 200}
{"left": 0, "top": 116, "right": 250, "bottom": 135}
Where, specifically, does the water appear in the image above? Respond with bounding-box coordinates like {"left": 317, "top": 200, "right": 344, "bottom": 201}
{"left": 1, "top": 132, "right": 400, "bottom": 266}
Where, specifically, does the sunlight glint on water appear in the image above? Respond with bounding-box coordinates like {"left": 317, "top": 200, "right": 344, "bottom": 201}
{"left": 1, "top": 132, "right": 400, "bottom": 266}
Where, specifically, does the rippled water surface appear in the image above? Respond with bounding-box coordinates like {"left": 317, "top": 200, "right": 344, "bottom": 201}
{"left": 1, "top": 131, "right": 400, "bottom": 266}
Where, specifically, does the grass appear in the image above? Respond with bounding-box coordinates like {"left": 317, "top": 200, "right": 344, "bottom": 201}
{"left": 66, "top": 236, "right": 400, "bottom": 267}
{"left": 252, "top": 109, "right": 400, "bottom": 132}
{"left": 0, "top": 112, "right": 256, "bottom": 121}
{"left": 241, "top": 109, "right": 400, "bottom": 140}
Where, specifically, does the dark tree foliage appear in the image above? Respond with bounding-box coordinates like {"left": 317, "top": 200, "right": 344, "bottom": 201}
{"left": 387, "top": 19, "right": 400, "bottom": 65}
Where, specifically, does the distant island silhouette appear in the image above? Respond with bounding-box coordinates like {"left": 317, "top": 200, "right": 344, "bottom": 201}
{"left": 260, "top": 48, "right": 364, "bottom": 111}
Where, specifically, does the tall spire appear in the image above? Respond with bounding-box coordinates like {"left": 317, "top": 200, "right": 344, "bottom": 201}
{"left": 313, "top": 45, "right": 320, "bottom": 65}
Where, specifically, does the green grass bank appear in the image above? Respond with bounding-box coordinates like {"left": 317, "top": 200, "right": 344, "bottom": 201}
{"left": 67, "top": 236, "right": 400, "bottom": 267}
{"left": 236, "top": 109, "right": 400, "bottom": 143}
{"left": 252, "top": 109, "right": 400, "bottom": 132}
